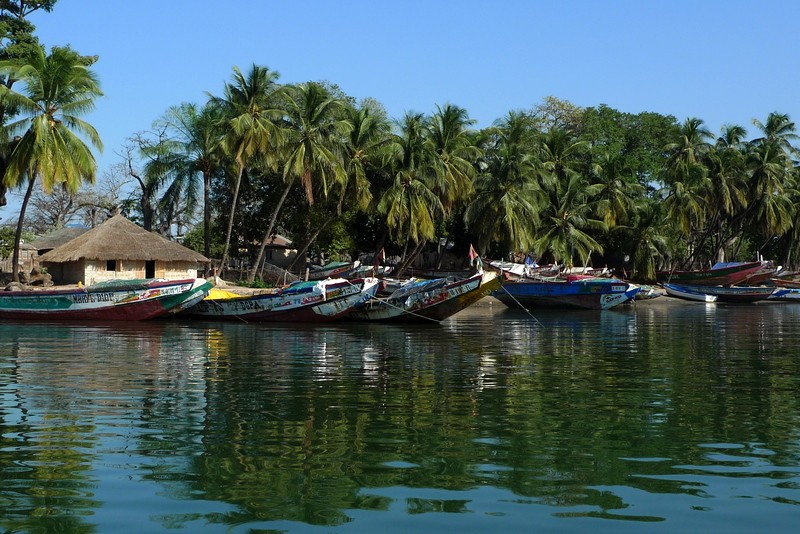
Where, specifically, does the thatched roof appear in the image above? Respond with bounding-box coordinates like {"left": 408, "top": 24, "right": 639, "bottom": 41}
{"left": 38, "top": 215, "right": 209, "bottom": 263}
{"left": 31, "top": 226, "right": 89, "bottom": 252}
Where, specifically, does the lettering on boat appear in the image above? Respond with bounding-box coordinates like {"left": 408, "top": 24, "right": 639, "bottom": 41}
{"left": 70, "top": 292, "right": 118, "bottom": 304}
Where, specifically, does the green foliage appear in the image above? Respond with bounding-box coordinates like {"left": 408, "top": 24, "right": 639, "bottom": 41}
{"left": 0, "top": 225, "right": 33, "bottom": 257}
{"left": 182, "top": 225, "right": 223, "bottom": 258}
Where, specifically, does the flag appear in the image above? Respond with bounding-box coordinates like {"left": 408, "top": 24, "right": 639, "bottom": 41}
{"left": 468, "top": 244, "right": 483, "bottom": 272}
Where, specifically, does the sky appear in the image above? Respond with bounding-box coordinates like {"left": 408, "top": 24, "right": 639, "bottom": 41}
{"left": 3, "top": 0, "right": 800, "bottom": 220}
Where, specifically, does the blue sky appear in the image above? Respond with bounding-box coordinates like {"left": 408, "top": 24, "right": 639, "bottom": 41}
{"left": 3, "top": 0, "right": 799, "bottom": 219}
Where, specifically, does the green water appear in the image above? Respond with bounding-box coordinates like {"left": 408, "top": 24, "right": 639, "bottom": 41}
{"left": 1, "top": 299, "right": 799, "bottom": 533}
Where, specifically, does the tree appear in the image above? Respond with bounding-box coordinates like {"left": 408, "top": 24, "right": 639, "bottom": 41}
{"left": 210, "top": 64, "right": 283, "bottom": 274}
{"left": 249, "top": 82, "right": 349, "bottom": 281}
{"left": 0, "top": 44, "right": 102, "bottom": 282}
{"left": 464, "top": 111, "right": 542, "bottom": 253}
{"left": 428, "top": 103, "right": 478, "bottom": 212}
{"left": 0, "top": 0, "right": 58, "bottom": 210}
{"left": 378, "top": 112, "right": 443, "bottom": 271}
{"left": 534, "top": 172, "right": 606, "bottom": 266}
{"left": 154, "top": 101, "right": 223, "bottom": 256}
{"left": 660, "top": 118, "right": 712, "bottom": 264}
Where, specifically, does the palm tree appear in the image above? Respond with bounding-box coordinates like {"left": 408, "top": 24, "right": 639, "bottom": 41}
{"left": 628, "top": 200, "right": 671, "bottom": 281}
{"left": 249, "top": 82, "right": 350, "bottom": 281}
{"left": 751, "top": 112, "right": 799, "bottom": 154}
{"left": 464, "top": 112, "right": 542, "bottom": 253}
{"left": 0, "top": 45, "right": 102, "bottom": 282}
{"left": 588, "top": 152, "right": 644, "bottom": 228}
{"left": 154, "top": 101, "right": 224, "bottom": 257}
{"left": 534, "top": 173, "right": 606, "bottom": 267}
{"left": 660, "top": 118, "right": 712, "bottom": 264}
{"left": 210, "top": 64, "right": 283, "bottom": 274}
{"left": 697, "top": 125, "right": 749, "bottom": 261}
{"left": 428, "top": 103, "right": 479, "bottom": 212}
{"left": 378, "top": 112, "right": 444, "bottom": 270}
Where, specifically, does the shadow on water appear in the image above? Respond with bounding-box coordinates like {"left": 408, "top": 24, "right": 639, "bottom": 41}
{"left": 1, "top": 302, "right": 799, "bottom": 532}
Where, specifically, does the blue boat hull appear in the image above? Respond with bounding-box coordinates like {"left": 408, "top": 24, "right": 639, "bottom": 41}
{"left": 494, "top": 279, "right": 638, "bottom": 310}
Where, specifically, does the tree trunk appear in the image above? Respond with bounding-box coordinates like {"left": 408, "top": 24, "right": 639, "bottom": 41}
{"left": 12, "top": 177, "right": 37, "bottom": 283}
{"left": 203, "top": 170, "right": 211, "bottom": 259}
{"left": 395, "top": 240, "right": 426, "bottom": 278}
{"left": 248, "top": 178, "right": 294, "bottom": 282}
{"left": 220, "top": 165, "right": 244, "bottom": 277}
{"left": 285, "top": 213, "right": 336, "bottom": 273}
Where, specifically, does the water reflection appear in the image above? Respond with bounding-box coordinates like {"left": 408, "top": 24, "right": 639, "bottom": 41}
{"left": 1, "top": 303, "right": 799, "bottom": 532}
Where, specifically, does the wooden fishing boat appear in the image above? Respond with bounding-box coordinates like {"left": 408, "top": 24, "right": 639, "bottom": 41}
{"left": 0, "top": 278, "right": 213, "bottom": 321}
{"left": 663, "top": 283, "right": 718, "bottom": 303}
{"left": 183, "top": 277, "right": 380, "bottom": 322}
{"left": 305, "top": 261, "right": 360, "bottom": 280}
{"left": 494, "top": 276, "right": 640, "bottom": 310}
{"left": 631, "top": 284, "right": 664, "bottom": 300}
{"left": 656, "top": 261, "right": 765, "bottom": 286}
{"left": 771, "top": 278, "right": 800, "bottom": 289}
{"left": 769, "top": 288, "right": 800, "bottom": 301}
{"left": 664, "top": 283, "right": 774, "bottom": 303}
{"left": 716, "top": 261, "right": 779, "bottom": 286}
{"left": 348, "top": 270, "right": 501, "bottom": 322}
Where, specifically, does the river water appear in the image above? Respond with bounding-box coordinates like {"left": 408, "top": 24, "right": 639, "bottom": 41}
{"left": 1, "top": 298, "right": 799, "bottom": 533}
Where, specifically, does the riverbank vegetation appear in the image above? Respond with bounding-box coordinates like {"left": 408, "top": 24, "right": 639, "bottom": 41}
{"left": 2, "top": 2, "right": 799, "bottom": 283}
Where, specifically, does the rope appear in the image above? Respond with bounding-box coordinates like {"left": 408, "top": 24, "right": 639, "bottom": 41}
{"left": 340, "top": 277, "right": 442, "bottom": 323}
{"left": 497, "top": 284, "right": 544, "bottom": 328}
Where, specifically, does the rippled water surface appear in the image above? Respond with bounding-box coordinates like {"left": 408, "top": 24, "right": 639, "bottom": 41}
{"left": 1, "top": 299, "right": 799, "bottom": 532}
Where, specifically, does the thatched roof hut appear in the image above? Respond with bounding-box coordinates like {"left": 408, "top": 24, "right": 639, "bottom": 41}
{"left": 39, "top": 215, "right": 209, "bottom": 284}
{"left": 30, "top": 226, "right": 89, "bottom": 254}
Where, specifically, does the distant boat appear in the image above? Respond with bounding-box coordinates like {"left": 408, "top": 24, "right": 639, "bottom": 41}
{"left": 0, "top": 278, "right": 213, "bottom": 321}
{"left": 494, "top": 276, "right": 640, "bottom": 310}
{"left": 663, "top": 283, "right": 718, "bottom": 303}
{"left": 771, "top": 278, "right": 800, "bottom": 289}
{"left": 183, "top": 277, "right": 379, "bottom": 322}
{"left": 769, "top": 288, "right": 800, "bottom": 301}
{"left": 713, "top": 261, "right": 779, "bottom": 286}
{"left": 348, "top": 270, "right": 501, "bottom": 322}
{"left": 631, "top": 284, "right": 664, "bottom": 300}
{"left": 305, "top": 261, "right": 360, "bottom": 280}
{"left": 656, "top": 261, "right": 765, "bottom": 286}
{"left": 664, "top": 283, "right": 774, "bottom": 303}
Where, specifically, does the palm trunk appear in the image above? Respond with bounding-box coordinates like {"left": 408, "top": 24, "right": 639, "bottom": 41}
{"left": 203, "top": 170, "right": 211, "bottom": 259}
{"left": 395, "top": 240, "right": 426, "bottom": 278}
{"left": 12, "top": 177, "right": 37, "bottom": 283}
{"left": 285, "top": 213, "right": 336, "bottom": 273}
{"left": 219, "top": 165, "right": 244, "bottom": 277}
{"left": 248, "top": 178, "right": 294, "bottom": 282}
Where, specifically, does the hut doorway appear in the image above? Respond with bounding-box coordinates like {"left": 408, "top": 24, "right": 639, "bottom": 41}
{"left": 145, "top": 260, "right": 155, "bottom": 278}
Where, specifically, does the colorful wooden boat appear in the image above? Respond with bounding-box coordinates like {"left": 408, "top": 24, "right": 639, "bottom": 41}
{"left": 656, "top": 261, "right": 765, "bottom": 286}
{"left": 183, "top": 277, "right": 379, "bottom": 322}
{"left": 664, "top": 283, "right": 774, "bottom": 303}
{"left": 0, "top": 278, "right": 213, "bottom": 321}
{"left": 494, "top": 276, "right": 639, "bottom": 310}
{"left": 348, "top": 270, "right": 501, "bottom": 322}
{"left": 663, "top": 283, "right": 718, "bottom": 303}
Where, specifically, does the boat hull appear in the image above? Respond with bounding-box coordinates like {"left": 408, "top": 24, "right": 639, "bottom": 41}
{"left": 664, "top": 283, "right": 774, "bottom": 303}
{"left": 350, "top": 271, "right": 501, "bottom": 322}
{"left": 663, "top": 283, "right": 717, "bottom": 302}
{"left": 185, "top": 278, "right": 379, "bottom": 322}
{"left": 0, "top": 278, "right": 212, "bottom": 321}
{"left": 494, "top": 279, "right": 638, "bottom": 310}
{"left": 656, "top": 261, "right": 765, "bottom": 285}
